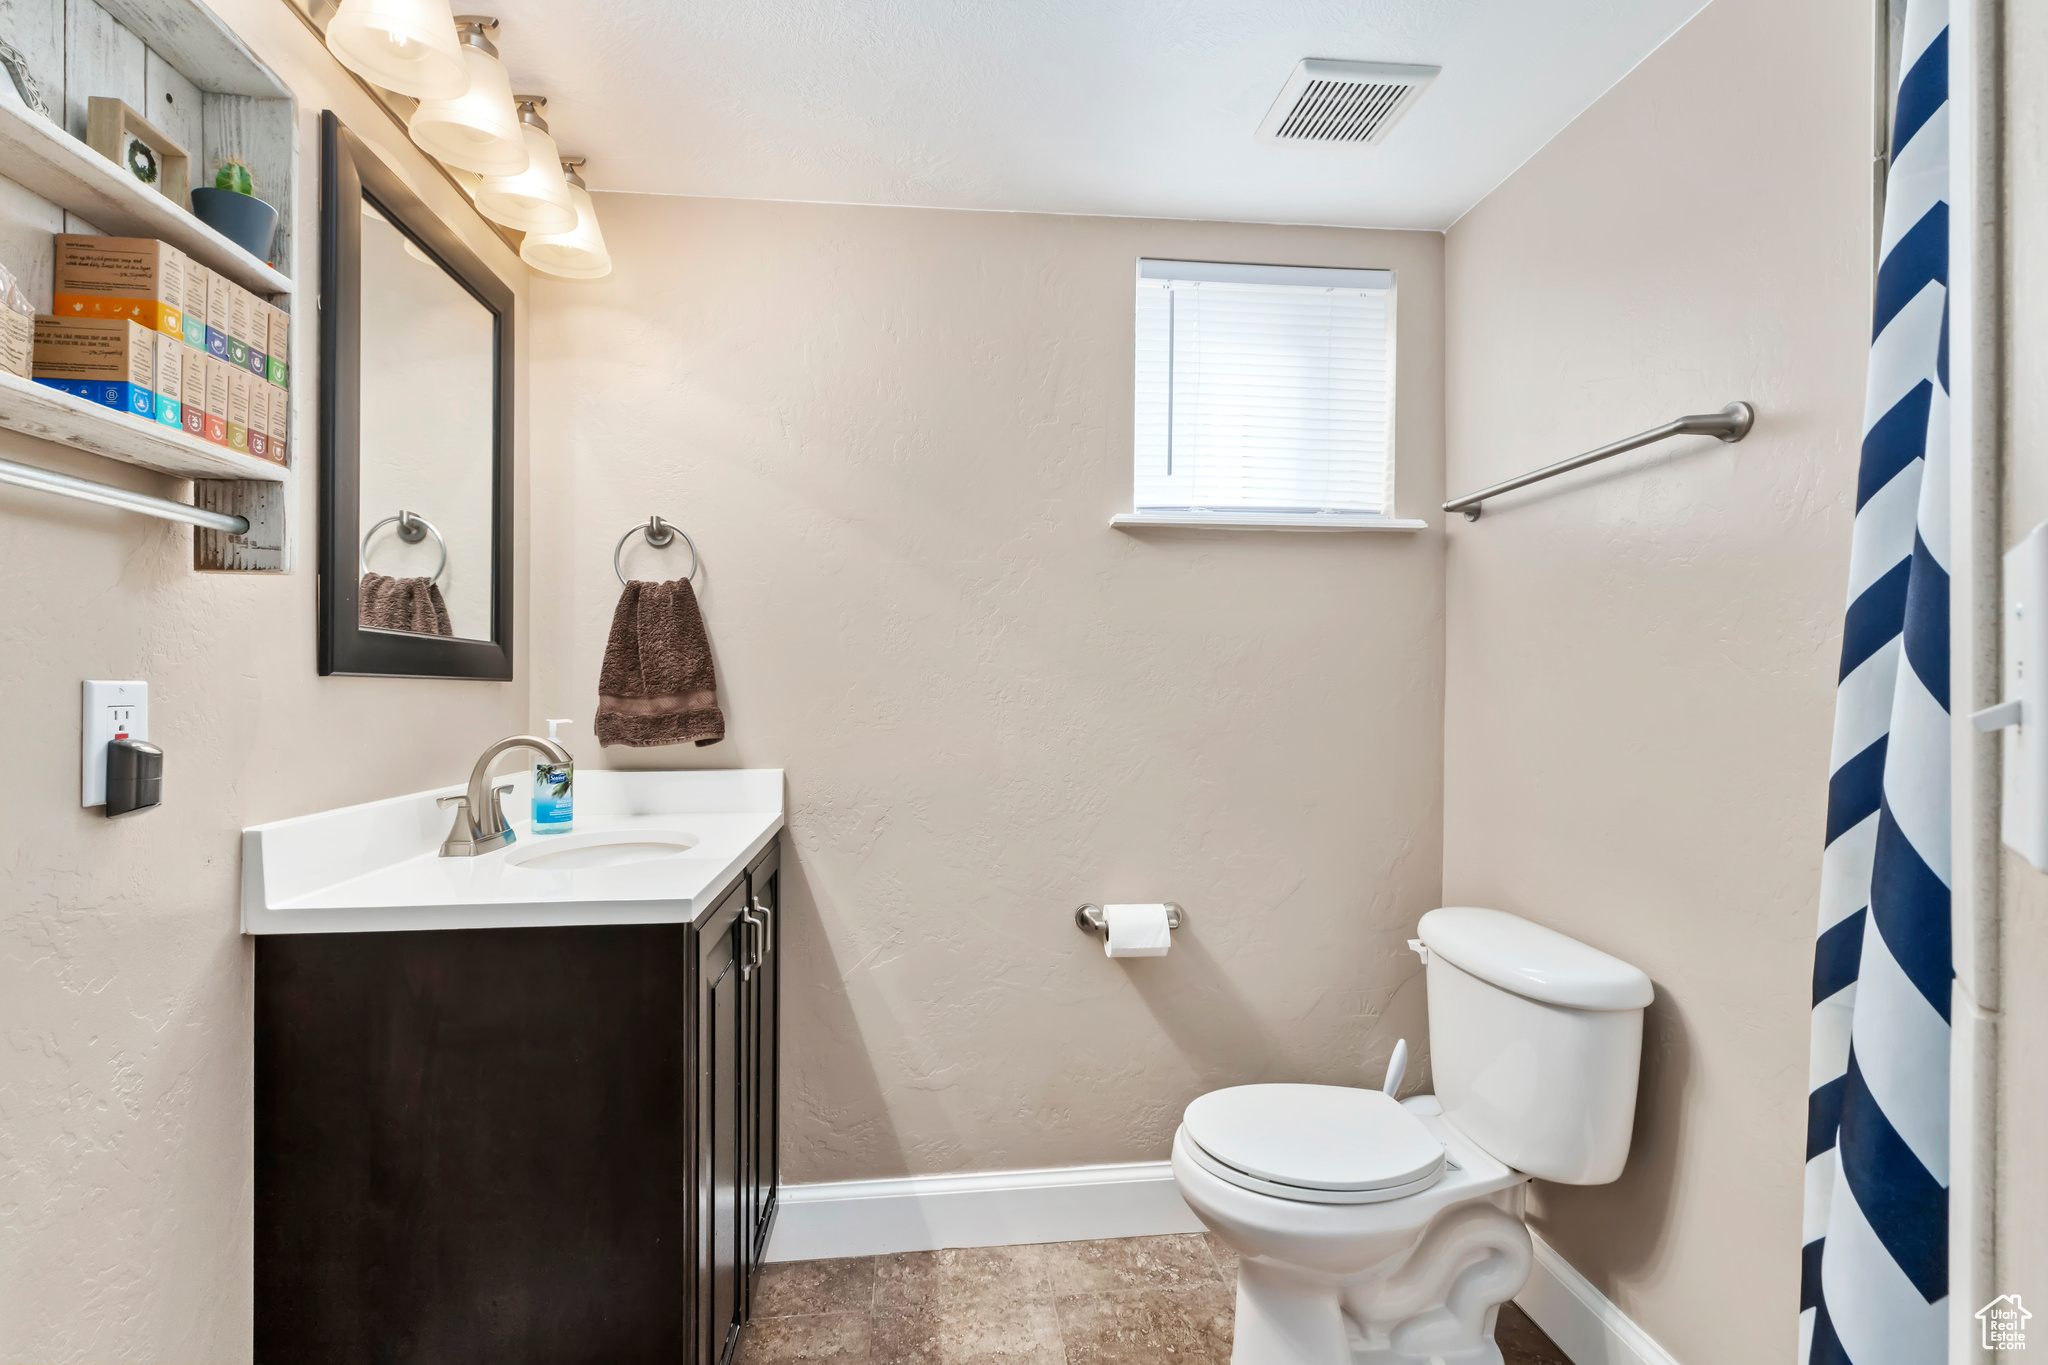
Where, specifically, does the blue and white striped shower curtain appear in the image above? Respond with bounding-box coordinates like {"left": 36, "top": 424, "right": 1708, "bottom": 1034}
{"left": 1802, "top": 1, "right": 1951, "bottom": 1362}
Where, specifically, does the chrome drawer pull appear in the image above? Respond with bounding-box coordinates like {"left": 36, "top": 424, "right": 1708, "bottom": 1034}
{"left": 738, "top": 909, "right": 760, "bottom": 979}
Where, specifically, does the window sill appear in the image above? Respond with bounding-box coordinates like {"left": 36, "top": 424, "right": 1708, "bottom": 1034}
{"left": 1110, "top": 512, "right": 1429, "bottom": 533}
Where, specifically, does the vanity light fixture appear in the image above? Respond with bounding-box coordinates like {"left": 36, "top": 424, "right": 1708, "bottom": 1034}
{"left": 474, "top": 98, "right": 578, "bottom": 234}
{"left": 520, "top": 157, "right": 612, "bottom": 280}
{"left": 407, "top": 16, "right": 527, "bottom": 175}
{"left": 324, "top": 0, "right": 470, "bottom": 99}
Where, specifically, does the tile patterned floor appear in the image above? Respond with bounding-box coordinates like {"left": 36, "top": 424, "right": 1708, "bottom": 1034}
{"left": 737, "top": 1233, "right": 1574, "bottom": 1365}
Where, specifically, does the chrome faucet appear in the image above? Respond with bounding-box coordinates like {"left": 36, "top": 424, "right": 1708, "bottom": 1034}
{"left": 439, "top": 733, "right": 574, "bottom": 857}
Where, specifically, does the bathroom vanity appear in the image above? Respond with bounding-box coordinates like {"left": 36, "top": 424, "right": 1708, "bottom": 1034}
{"left": 243, "top": 770, "right": 784, "bottom": 1365}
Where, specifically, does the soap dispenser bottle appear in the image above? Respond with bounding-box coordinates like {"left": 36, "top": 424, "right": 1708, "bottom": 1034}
{"left": 533, "top": 719, "right": 574, "bottom": 834}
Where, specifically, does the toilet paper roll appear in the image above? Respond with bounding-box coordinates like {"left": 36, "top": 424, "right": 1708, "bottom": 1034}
{"left": 1103, "top": 903, "right": 1173, "bottom": 958}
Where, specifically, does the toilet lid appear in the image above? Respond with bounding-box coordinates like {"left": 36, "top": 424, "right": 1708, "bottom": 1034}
{"left": 1183, "top": 1085, "right": 1446, "bottom": 1194}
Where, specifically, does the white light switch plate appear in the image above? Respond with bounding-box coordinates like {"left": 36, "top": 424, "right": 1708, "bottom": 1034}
{"left": 82, "top": 680, "right": 147, "bottom": 807}
{"left": 2003, "top": 526, "right": 2048, "bottom": 869}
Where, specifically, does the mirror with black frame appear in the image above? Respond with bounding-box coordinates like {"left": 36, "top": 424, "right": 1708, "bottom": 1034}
{"left": 318, "top": 110, "right": 514, "bottom": 679}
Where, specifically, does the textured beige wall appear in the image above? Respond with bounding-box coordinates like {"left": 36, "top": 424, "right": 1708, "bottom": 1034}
{"left": 0, "top": 3, "right": 531, "bottom": 1359}
{"left": 530, "top": 196, "right": 1446, "bottom": 1182}
{"left": 1999, "top": 0, "right": 2048, "bottom": 1318}
{"left": 1440, "top": 0, "right": 1872, "bottom": 1360}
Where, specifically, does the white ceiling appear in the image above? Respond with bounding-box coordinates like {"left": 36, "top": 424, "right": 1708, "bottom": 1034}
{"left": 488, "top": 0, "right": 1713, "bottom": 231}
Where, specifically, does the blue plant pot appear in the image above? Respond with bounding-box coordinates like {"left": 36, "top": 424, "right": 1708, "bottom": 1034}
{"left": 191, "top": 188, "right": 279, "bottom": 263}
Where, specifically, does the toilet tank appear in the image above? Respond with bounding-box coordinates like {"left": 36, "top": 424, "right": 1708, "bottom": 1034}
{"left": 1418, "top": 907, "right": 1653, "bottom": 1185}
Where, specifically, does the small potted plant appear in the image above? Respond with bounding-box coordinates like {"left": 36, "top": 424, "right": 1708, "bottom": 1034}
{"left": 191, "top": 158, "right": 278, "bottom": 262}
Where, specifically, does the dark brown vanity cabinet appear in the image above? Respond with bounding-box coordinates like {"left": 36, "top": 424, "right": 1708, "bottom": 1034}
{"left": 695, "top": 839, "right": 781, "bottom": 1364}
{"left": 255, "top": 837, "right": 782, "bottom": 1365}
{"left": 745, "top": 842, "right": 782, "bottom": 1274}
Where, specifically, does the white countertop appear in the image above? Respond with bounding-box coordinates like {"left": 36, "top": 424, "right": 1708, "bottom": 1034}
{"left": 241, "top": 768, "right": 784, "bottom": 935}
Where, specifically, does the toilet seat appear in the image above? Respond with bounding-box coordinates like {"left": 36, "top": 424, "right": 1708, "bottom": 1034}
{"left": 1181, "top": 1084, "right": 1447, "bottom": 1206}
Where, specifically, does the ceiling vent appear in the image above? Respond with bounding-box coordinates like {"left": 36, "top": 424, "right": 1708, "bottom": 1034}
{"left": 1257, "top": 59, "right": 1440, "bottom": 145}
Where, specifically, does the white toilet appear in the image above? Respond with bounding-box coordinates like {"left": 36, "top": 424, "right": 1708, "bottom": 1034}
{"left": 1170, "top": 906, "right": 1654, "bottom": 1365}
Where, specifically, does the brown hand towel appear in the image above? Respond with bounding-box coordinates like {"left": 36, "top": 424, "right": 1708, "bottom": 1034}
{"left": 359, "top": 573, "right": 453, "bottom": 636}
{"left": 596, "top": 578, "right": 725, "bottom": 747}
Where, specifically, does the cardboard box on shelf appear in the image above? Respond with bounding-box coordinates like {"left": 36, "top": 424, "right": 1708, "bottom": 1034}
{"left": 0, "top": 260, "right": 34, "bottom": 379}
{"left": 204, "top": 268, "right": 231, "bottom": 360}
{"left": 180, "top": 256, "right": 209, "bottom": 350}
{"left": 179, "top": 337, "right": 206, "bottom": 439}
{"left": 53, "top": 236, "right": 185, "bottom": 340}
{"left": 266, "top": 374, "right": 288, "bottom": 464}
{"left": 33, "top": 315, "right": 154, "bottom": 419}
{"left": 226, "top": 364, "right": 251, "bottom": 454}
{"left": 244, "top": 296, "right": 268, "bottom": 380}
{"left": 151, "top": 331, "right": 181, "bottom": 430}
{"left": 203, "top": 352, "right": 230, "bottom": 445}
{"left": 225, "top": 283, "right": 252, "bottom": 372}
{"left": 0, "top": 304, "right": 30, "bottom": 379}
{"left": 247, "top": 378, "right": 269, "bottom": 461}
{"left": 265, "top": 301, "right": 289, "bottom": 388}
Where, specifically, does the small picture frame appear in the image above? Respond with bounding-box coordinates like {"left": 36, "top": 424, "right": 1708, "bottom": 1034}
{"left": 85, "top": 97, "right": 190, "bottom": 204}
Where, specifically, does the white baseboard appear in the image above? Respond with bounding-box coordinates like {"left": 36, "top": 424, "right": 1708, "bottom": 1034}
{"left": 768, "top": 1164, "right": 1679, "bottom": 1365}
{"left": 1516, "top": 1230, "right": 1681, "bottom": 1365}
{"left": 764, "top": 1160, "right": 1204, "bottom": 1262}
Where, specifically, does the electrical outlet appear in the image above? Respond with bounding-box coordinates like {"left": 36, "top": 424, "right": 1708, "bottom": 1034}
{"left": 83, "top": 680, "right": 147, "bottom": 807}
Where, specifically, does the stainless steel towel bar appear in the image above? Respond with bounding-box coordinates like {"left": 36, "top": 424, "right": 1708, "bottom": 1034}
{"left": 1443, "top": 401, "right": 1755, "bottom": 521}
{"left": 0, "top": 454, "right": 250, "bottom": 533}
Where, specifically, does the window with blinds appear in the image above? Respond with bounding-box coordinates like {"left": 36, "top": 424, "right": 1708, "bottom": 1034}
{"left": 1132, "top": 259, "right": 1395, "bottom": 522}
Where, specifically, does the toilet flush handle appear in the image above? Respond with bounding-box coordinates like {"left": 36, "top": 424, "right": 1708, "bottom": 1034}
{"left": 1408, "top": 938, "right": 1429, "bottom": 964}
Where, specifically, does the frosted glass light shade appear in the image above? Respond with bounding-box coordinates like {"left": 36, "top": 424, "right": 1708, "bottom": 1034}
{"left": 408, "top": 43, "right": 526, "bottom": 174}
{"left": 325, "top": 0, "right": 469, "bottom": 99}
{"left": 475, "top": 124, "right": 577, "bottom": 233}
{"left": 520, "top": 183, "right": 611, "bottom": 279}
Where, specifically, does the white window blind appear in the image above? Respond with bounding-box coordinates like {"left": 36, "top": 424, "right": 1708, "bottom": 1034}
{"left": 1133, "top": 258, "right": 1395, "bottom": 521}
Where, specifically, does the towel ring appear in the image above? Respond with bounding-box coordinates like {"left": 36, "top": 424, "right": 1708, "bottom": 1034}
{"left": 614, "top": 515, "right": 700, "bottom": 586}
{"left": 362, "top": 510, "right": 446, "bottom": 585}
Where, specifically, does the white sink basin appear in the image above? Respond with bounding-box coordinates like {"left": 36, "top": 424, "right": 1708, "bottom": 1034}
{"left": 241, "top": 769, "right": 783, "bottom": 935}
{"left": 505, "top": 829, "right": 701, "bottom": 871}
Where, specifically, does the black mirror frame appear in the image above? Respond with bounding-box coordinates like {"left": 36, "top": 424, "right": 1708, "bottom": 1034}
{"left": 317, "top": 110, "right": 515, "bottom": 679}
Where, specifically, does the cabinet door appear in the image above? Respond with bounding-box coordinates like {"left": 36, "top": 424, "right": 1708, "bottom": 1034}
{"left": 696, "top": 883, "right": 748, "bottom": 1365}
{"left": 256, "top": 926, "right": 691, "bottom": 1365}
{"left": 743, "top": 840, "right": 782, "bottom": 1274}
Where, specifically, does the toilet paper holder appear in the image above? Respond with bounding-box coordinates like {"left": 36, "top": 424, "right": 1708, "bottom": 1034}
{"left": 1075, "top": 903, "right": 1185, "bottom": 936}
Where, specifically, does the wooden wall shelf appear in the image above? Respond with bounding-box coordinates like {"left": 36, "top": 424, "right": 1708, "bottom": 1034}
{"left": 0, "top": 0, "right": 298, "bottom": 572}
{"left": 95, "top": 0, "right": 292, "bottom": 101}
{"left": 0, "top": 369, "right": 285, "bottom": 481}
{"left": 0, "top": 91, "right": 289, "bottom": 295}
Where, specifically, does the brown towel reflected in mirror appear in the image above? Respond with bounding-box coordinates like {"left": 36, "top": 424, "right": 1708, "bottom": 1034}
{"left": 359, "top": 573, "right": 453, "bottom": 637}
